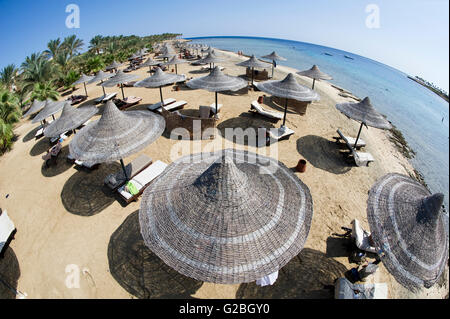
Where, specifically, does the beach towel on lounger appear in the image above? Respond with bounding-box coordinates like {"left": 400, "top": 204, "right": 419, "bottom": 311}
{"left": 125, "top": 181, "right": 139, "bottom": 196}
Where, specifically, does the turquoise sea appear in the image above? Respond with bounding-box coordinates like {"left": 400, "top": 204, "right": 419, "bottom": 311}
{"left": 187, "top": 36, "right": 449, "bottom": 212}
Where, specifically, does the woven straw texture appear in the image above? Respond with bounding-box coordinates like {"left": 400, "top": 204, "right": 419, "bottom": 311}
{"left": 44, "top": 103, "right": 98, "bottom": 138}
{"left": 262, "top": 51, "right": 287, "bottom": 61}
{"left": 139, "top": 148, "right": 313, "bottom": 284}
{"left": 236, "top": 55, "right": 271, "bottom": 69}
{"left": 254, "top": 73, "right": 320, "bottom": 102}
{"left": 73, "top": 74, "right": 94, "bottom": 85}
{"left": 101, "top": 70, "right": 139, "bottom": 87}
{"left": 336, "top": 97, "right": 392, "bottom": 129}
{"left": 297, "top": 65, "right": 332, "bottom": 80}
{"left": 105, "top": 61, "right": 122, "bottom": 71}
{"left": 23, "top": 99, "right": 46, "bottom": 118}
{"left": 196, "top": 52, "right": 224, "bottom": 64}
{"left": 164, "top": 56, "right": 188, "bottom": 66}
{"left": 88, "top": 70, "right": 115, "bottom": 84}
{"left": 367, "top": 173, "right": 448, "bottom": 291}
{"left": 141, "top": 58, "right": 160, "bottom": 67}
{"left": 186, "top": 66, "right": 247, "bottom": 92}
{"left": 69, "top": 100, "right": 165, "bottom": 162}
{"left": 134, "top": 68, "right": 185, "bottom": 88}
{"left": 31, "top": 100, "right": 66, "bottom": 123}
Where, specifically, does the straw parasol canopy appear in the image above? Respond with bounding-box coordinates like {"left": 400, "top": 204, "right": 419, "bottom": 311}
{"left": 196, "top": 52, "right": 224, "bottom": 70}
{"left": 336, "top": 97, "right": 392, "bottom": 148}
{"left": 163, "top": 55, "right": 188, "bottom": 74}
{"left": 134, "top": 68, "right": 186, "bottom": 106}
{"left": 44, "top": 103, "right": 98, "bottom": 138}
{"left": 367, "top": 173, "right": 448, "bottom": 291}
{"left": 236, "top": 55, "right": 271, "bottom": 85}
{"left": 139, "top": 148, "right": 313, "bottom": 284}
{"left": 101, "top": 70, "right": 140, "bottom": 99}
{"left": 255, "top": 73, "right": 320, "bottom": 126}
{"left": 69, "top": 100, "right": 165, "bottom": 180}
{"left": 73, "top": 74, "right": 94, "bottom": 96}
{"left": 105, "top": 61, "right": 122, "bottom": 71}
{"left": 88, "top": 70, "right": 115, "bottom": 96}
{"left": 186, "top": 66, "right": 247, "bottom": 114}
{"left": 297, "top": 65, "right": 332, "bottom": 89}
{"left": 262, "top": 51, "right": 287, "bottom": 78}
{"left": 22, "top": 99, "right": 46, "bottom": 118}
{"left": 31, "top": 100, "right": 66, "bottom": 124}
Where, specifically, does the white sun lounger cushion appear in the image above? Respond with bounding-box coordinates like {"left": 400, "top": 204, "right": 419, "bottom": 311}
{"left": 95, "top": 92, "right": 117, "bottom": 103}
{"left": 351, "top": 219, "right": 378, "bottom": 254}
{"left": 256, "top": 271, "right": 279, "bottom": 287}
{"left": 251, "top": 101, "right": 284, "bottom": 120}
{"left": 118, "top": 160, "right": 168, "bottom": 200}
{"left": 0, "top": 210, "right": 15, "bottom": 254}
{"left": 337, "top": 129, "right": 366, "bottom": 148}
{"left": 148, "top": 98, "right": 176, "bottom": 111}
{"left": 353, "top": 150, "right": 375, "bottom": 167}
{"left": 335, "top": 278, "right": 388, "bottom": 299}
{"left": 209, "top": 103, "right": 222, "bottom": 114}
{"left": 157, "top": 100, "right": 187, "bottom": 113}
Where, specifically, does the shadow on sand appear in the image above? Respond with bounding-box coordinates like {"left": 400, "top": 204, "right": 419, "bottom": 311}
{"left": 108, "top": 211, "right": 203, "bottom": 299}
{"left": 0, "top": 248, "right": 21, "bottom": 299}
{"left": 236, "top": 248, "right": 347, "bottom": 299}
{"left": 217, "top": 113, "right": 275, "bottom": 147}
{"left": 296, "top": 135, "right": 352, "bottom": 174}
{"left": 22, "top": 125, "right": 42, "bottom": 143}
{"left": 41, "top": 145, "right": 73, "bottom": 177}
{"left": 29, "top": 137, "right": 51, "bottom": 157}
{"left": 60, "top": 162, "right": 119, "bottom": 216}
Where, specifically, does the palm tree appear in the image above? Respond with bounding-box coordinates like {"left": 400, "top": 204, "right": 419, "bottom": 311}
{"left": 44, "top": 38, "right": 62, "bottom": 59}
{"left": 31, "top": 82, "right": 59, "bottom": 102}
{"left": 0, "top": 64, "right": 18, "bottom": 91}
{"left": 86, "top": 56, "right": 105, "bottom": 74}
{"left": 54, "top": 50, "right": 71, "bottom": 73}
{"left": 0, "top": 89, "right": 21, "bottom": 152}
{"left": 62, "top": 35, "right": 84, "bottom": 58}
{"left": 89, "top": 35, "right": 103, "bottom": 55}
{"left": 21, "top": 52, "right": 55, "bottom": 92}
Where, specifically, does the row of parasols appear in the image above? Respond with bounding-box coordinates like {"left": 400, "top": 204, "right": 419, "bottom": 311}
{"left": 22, "top": 42, "right": 447, "bottom": 292}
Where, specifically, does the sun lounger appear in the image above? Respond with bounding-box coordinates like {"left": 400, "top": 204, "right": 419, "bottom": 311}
{"left": 156, "top": 100, "right": 187, "bottom": 113}
{"left": 104, "top": 154, "right": 153, "bottom": 191}
{"left": 67, "top": 95, "right": 87, "bottom": 105}
{"left": 353, "top": 150, "right": 375, "bottom": 167}
{"left": 67, "top": 154, "right": 99, "bottom": 169}
{"left": 201, "top": 66, "right": 224, "bottom": 71}
{"left": 114, "top": 96, "right": 142, "bottom": 110}
{"left": 199, "top": 105, "right": 212, "bottom": 119}
{"left": 351, "top": 219, "right": 378, "bottom": 254}
{"left": 335, "top": 129, "right": 366, "bottom": 149}
{"left": 0, "top": 209, "right": 16, "bottom": 256}
{"left": 257, "top": 126, "right": 295, "bottom": 146}
{"left": 250, "top": 101, "right": 284, "bottom": 121}
{"left": 76, "top": 119, "right": 91, "bottom": 129}
{"left": 334, "top": 278, "right": 388, "bottom": 299}
{"left": 209, "top": 103, "right": 222, "bottom": 114}
{"left": 94, "top": 92, "right": 117, "bottom": 104}
{"left": 50, "top": 132, "right": 68, "bottom": 145}
{"left": 147, "top": 98, "right": 176, "bottom": 111}
{"left": 256, "top": 271, "right": 279, "bottom": 287}
{"left": 117, "top": 160, "right": 168, "bottom": 203}
{"left": 35, "top": 119, "right": 55, "bottom": 139}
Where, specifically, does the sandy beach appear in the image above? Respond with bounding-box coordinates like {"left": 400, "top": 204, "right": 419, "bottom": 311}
{"left": 0, "top": 42, "right": 448, "bottom": 299}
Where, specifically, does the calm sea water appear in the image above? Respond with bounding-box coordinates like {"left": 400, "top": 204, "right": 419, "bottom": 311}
{"left": 187, "top": 36, "right": 449, "bottom": 211}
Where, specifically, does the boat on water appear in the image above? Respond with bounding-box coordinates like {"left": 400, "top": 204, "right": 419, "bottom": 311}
{"left": 324, "top": 52, "right": 333, "bottom": 56}
{"left": 344, "top": 55, "right": 354, "bottom": 60}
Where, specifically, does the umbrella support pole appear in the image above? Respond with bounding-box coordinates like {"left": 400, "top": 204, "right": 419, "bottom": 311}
{"left": 121, "top": 84, "right": 125, "bottom": 100}
{"left": 251, "top": 67, "right": 254, "bottom": 87}
{"left": 175, "top": 64, "right": 178, "bottom": 74}
{"left": 159, "top": 86, "right": 164, "bottom": 106}
{"left": 101, "top": 81, "right": 106, "bottom": 96}
{"left": 354, "top": 122, "right": 364, "bottom": 149}
{"left": 282, "top": 98, "right": 288, "bottom": 127}
{"left": 52, "top": 115, "right": 55, "bottom": 121}
{"left": 120, "top": 159, "right": 129, "bottom": 181}
{"left": 83, "top": 82, "right": 88, "bottom": 96}
{"left": 215, "top": 92, "right": 218, "bottom": 115}
{"left": 272, "top": 63, "right": 274, "bottom": 78}
{"left": 312, "top": 79, "right": 316, "bottom": 90}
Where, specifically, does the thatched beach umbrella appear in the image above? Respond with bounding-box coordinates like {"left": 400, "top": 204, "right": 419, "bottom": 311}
{"left": 22, "top": 99, "right": 46, "bottom": 118}
{"left": 105, "top": 61, "right": 122, "bottom": 72}
{"left": 163, "top": 55, "right": 187, "bottom": 74}
{"left": 69, "top": 100, "right": 165, "bottom": 180}
{"left": 73, "top": 74, "right": 94, "bottom": 97}
{"left": 134, "top": 67, "right": 186, "bottom": 107}
{"left": 31, "top": 100, "right": 66, "bottom": 124}
{"left": 186, "top": 66, "right": 247, "bottom": 115}
{"left": 236, "top": 55, "right": 271, "bottom": 85}
{"left": 255, "top": 73, "right": 320, "bottom": 127}
{"left": 336, "top": 97, "right": 392, "bottom": 148}
{"left": 141, "top": 57, "right": 160, "bottom": 73}
{"left": 88, "top": 70, "right": 115, "bottom": 96}
{"left": 139, "top": 148, "right": 313, "bottom": 284}
{"left": 101, "top": 70, "right": 140, "bottom": 99}
{"left": 297, "top": 65, "right": 332, "bottom": 89}
{"left": 196, "top": 52, "right": 224, "bottom": 71}
{"left": 44, "top": 103, "right": 98, "bottom": 138}
{"left": 367, "top": 173, "right": 448, "bottom": 291}
{"left": 262, "top": 51, "right": 287, "bottom": 78}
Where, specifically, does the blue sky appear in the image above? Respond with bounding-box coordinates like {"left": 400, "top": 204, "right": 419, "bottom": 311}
{"left": 0, "top": 0, "right": 448, "bottom": 91}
